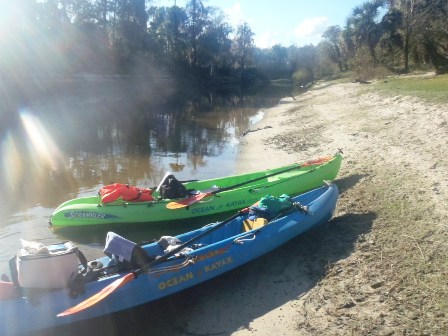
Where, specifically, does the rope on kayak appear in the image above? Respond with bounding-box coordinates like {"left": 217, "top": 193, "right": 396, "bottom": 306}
{"left": 293, "top": 202, "right": 311, "bottom": 214}
{"left": 144, "top": 257, "right": 195, "bottom": 276}
{"left": 234, "top": 232, "right": 257, "bottom": 245}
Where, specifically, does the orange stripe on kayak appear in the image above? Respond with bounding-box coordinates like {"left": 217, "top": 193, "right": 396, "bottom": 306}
{"left": 301, "top": 156, "right": 332, "bottom": 167}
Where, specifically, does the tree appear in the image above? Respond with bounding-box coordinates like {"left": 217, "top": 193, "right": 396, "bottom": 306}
{"left": 116, "top": 0, "right": 147, "bottom": 48}
{"left": 148, "top": 5, "right": 188, "bottom": 60}
{"left": 416, "top": 0, "right": 448, "bottom": 74}
{"left": 322, "top": 25, "right": 346, "bottom": 71}
{"left": 346, "top": 0, "right": 386, "bottom": 65}
{"left": 185, "top": 0, "right": 209, "bottom": 69}
{"left": 296, "top": 45, "right": 318, "bottom": 83}
{"left": 196, "top": 8, "right": 233, "bottom": 77}
{"left": 386, "top": 0, "right": 448, "bottom": 73}
{"left": 385, "top": 0, "right": 419, "bottom": 71}
{"left": 270, "top": 45, "right": 290, "bottom": 77}
{"left": 377, "top": 7, "right": 403, "bottom": 68}
{"left": 232, "top": 22, "right": 255, "bottom": 75}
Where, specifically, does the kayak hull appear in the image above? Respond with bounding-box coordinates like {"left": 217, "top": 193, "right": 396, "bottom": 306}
{"left": 49, "top": 154, "right": 342, "bottom": 228}
{"left": 0, "top": 184, "right": 339, "bottom": 336}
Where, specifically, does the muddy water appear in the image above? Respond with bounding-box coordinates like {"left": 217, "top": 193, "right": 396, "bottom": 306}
{"left": 0, "top": 77, "right": 291, "bottom": 275}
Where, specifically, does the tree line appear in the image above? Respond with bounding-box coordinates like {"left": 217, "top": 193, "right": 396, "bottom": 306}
{"left": 1, "top": 0, "right": 447, "bottom": 89}
{"left": 322, "top": 0, "right": 448, "bottom": 78}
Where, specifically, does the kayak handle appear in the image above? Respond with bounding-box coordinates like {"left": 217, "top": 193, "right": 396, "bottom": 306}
{"left": 248, "top": 186, "right": 268, "bottom": 194}
{"left": 233, "top": 232, "right": 257, "bottom": 245}
{"left": 145, "top": 257, "right": 195, "bottom": 275}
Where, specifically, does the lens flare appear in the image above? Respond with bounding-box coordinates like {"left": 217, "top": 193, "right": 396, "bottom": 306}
{"left": 20, "top": 109, "right": 63, "bottom": 171}
{"left": 1, "top": 132, "right": 23, "bottom": 192}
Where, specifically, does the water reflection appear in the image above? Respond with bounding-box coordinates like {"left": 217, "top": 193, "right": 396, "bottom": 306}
{"left": 0, "top": 76, "right": 291, "bottom": 273}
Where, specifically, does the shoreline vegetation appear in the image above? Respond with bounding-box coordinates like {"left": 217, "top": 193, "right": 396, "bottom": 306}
{"left": 3, "top": 73, "right": 448, "bottom": 335}
{"left": 3, "top": 1, "right": 448, "bottom": 334}
{"left": 171, "top": 72, "right": 448, "bottom": 335}
{"left": 3, "top": 1, "right": 448, "bottom": 118}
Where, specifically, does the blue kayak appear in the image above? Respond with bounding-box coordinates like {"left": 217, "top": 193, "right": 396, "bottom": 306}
{"left": 0, "top": 183, "right": 339, "bottom": 336}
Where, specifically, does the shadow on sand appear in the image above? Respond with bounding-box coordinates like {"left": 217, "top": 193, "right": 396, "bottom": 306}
{"left": 36, "top": 178, "right": 375, "bottom": 336}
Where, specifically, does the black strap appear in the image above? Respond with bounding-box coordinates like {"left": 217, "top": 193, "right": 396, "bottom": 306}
{"left": 76, "top": 249, "right": 88, "bottom": 274}
{"left": 68, "top": 249, "right": 89, "bottom": 297}
{"left": 8, "top": 256, "right": 20, "bottom": 288}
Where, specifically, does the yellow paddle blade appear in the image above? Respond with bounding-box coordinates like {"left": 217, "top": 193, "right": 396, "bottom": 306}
{"left": 57, "top": 273, "right": 136, "bottom": 317}
{"left": 166, "top": 201, "right": 190, "bottom": 210}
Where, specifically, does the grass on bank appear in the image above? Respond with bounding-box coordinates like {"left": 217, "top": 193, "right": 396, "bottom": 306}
{"left": 371, "top": 73, "right": 448, "bottom": 104}
{"left": 367, "top": 164, "right": 448, "bottom": 314}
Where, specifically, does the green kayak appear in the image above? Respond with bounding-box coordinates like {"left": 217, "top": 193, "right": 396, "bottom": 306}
{"left": 49, "top": 152, "right": 343, "bottom": 228}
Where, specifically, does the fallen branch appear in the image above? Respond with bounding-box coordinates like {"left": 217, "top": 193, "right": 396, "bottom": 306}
{"left": 242, "top": 125, "right": 272, "bottom": 137}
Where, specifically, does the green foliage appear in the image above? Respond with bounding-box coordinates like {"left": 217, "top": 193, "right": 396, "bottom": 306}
{"left": 253, "top": 44, "right": 291, "bottom": 79}
{"left": 346, "top": 0, "right": 386, "bottom": 65}
{"left": 2, "top": 0, "right": 448, "bottom": 84}
{"left": 232, "top": 22, "right": 255, "bottom": 73}
{"left": 320, "top": 0, "right": 448, "bottom": 77}
{"left": 292, "top": 69, "right": 312, "bottom": 87}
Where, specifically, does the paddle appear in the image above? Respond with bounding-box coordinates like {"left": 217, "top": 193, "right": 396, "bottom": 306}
{"left": 166, "top": 156, "right": 332, "bottom": 210}
{"left": 57, "top": 208, "right": 249, "bottom": 317}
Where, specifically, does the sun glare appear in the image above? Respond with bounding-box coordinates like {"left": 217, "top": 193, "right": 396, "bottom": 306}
{"left": 1, "top": 132, "right": 23, "bottom": 192}
{"left": 0, "top": 3, "right": 27, "bottom": 49}
{"left": 20, "top": 109, "right": 63, "bottom": 171}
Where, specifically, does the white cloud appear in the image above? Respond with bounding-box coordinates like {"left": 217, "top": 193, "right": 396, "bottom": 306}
{"left": 255, "top": 31, "right": 280, "bottom": 49}
{"left": 224, "top": 3, "right": 245, "bottom": 27}
{"left": 293, "top": 16, "right": 329, "bottom": 45}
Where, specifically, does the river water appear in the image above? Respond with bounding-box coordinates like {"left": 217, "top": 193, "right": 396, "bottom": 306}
{"left": 0, "top": 76, "right": 292, "bottom": 275}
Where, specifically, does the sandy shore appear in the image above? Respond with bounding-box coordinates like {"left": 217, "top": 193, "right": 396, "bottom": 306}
{"left": 10, "top": 75, "right": 448, "bottom": 336}
{"left": 169, "top": 77, "right": 448, "bottom": 335}
{"left": 61, "top": 77, "right": 447, "bottom": 336}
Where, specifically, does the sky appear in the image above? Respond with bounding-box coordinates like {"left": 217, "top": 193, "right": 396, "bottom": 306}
{"left": 156, "top": 0, "right": 366, "bottom": 48}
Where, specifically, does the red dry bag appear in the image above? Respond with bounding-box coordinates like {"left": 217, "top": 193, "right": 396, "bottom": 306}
{"left": 100, "top": 183, "right": 154, "bottom": 203}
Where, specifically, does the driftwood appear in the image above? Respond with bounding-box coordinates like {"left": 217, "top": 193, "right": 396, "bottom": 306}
{"left": 242, "top": 125, "right": 272, "bottom": 137}
{"left": 352, "top": 78, "right": 371, "bottom": 84}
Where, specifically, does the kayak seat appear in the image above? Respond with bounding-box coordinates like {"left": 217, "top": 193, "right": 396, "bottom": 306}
{"left": 199, "top": 221, "right": 242, "bottom": 245}
{"left": 104, "top": 232, "right": 156, "bottom": 270}
{"left": 243, "top": 218, "right": 269, "bottom": 232}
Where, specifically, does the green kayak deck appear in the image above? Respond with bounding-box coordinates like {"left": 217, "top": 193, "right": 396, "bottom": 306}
{"left": 49, "top": 153, "right": 343, "bottom": 228}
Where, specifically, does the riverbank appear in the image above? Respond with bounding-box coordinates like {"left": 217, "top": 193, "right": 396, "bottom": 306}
{"left": 38, "top": 76, "right": 448, "bottom": 336}
{"left": 175, "top": 76, "right": 448, "bottom": 335}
